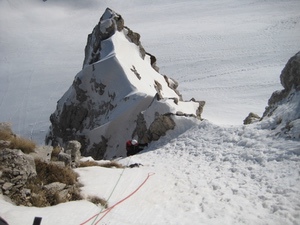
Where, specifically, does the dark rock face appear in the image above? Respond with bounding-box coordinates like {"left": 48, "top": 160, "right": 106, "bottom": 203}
{"left": 134, "top": 113, "right": 176, "bottom": 143}
{"left": 263, "top": 52, "right": 300, "bottom": 119}
{"left": 83, "top": 8, "right": 145, "bottom": 68}
{"left": 83, "top": 8, "right": 122, "bottom": 67}
{"left": 280, "top": 52, "right": 300, "bottom": 91}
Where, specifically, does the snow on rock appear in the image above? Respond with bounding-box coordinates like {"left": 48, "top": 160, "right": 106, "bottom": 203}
{"left": 46, "top": 8, "right": 205, "bottom": 159}
{"left": 259, "top": 51, "right": 300, "bottom": 142}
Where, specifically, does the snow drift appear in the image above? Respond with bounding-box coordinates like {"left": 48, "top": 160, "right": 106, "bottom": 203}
{"left": 46, "top": 8, "right": 205, "bottom": 159}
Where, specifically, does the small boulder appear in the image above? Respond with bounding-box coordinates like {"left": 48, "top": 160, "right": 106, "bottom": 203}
{"left": 58, "top": 152, "right": 71, "bottom": 166}
{"left": 66, "top": 140, "right": 82, "bottom": 163}
{"left": 243, "top": 112, "right": 261, "bottom": 125}
{"left": 44, "top": 182, "right": 66, "bottom": 194}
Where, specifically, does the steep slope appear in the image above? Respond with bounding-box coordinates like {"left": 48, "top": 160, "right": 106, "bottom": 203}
{"left": 46, "top": 8, "right": 204, "bottom": 159}
{"left": 258, "top": 51, "right": 300, "bottom": 141}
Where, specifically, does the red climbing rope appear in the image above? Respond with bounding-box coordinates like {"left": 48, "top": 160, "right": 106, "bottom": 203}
{"left": 80, "top": 172, "right": 155, "bottom": 225}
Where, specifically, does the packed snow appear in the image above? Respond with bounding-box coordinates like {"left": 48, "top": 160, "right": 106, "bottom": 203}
{"left": 1, "top": 119, "right": 300, "bottom": 225}
{"left": 0, "top": 0, "right": 300, "bottom": 225}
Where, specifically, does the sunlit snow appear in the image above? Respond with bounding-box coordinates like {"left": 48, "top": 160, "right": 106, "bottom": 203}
{"left": 0, "top": 0, "right": 300, "bottom": 225}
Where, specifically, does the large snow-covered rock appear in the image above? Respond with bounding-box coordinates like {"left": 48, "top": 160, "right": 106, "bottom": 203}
{"left": 46, "top": 8, "right": 205, "bottom": 159}
{"left": 259, "top": 51, "right": 300, "bottom": 139}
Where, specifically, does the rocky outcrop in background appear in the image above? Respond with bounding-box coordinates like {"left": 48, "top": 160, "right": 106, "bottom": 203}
{"left": 46, "top": 8, "right": 205, "bottom": 159}
{"left": 245, "top": 51, "right": 300, "bottom": 140}
{"left": 263, "top": 51, "right": 300, "bottom": 118}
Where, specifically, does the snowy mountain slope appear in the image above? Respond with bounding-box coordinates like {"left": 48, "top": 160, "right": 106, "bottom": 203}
{"left": 0, "top": 0, "right": 300, "bottom": 143}
{"left": 1, "top": 119, "right": 299, "bottom": 225}
{"left": 0, "top": 1, "right": 300, "bottom": 224}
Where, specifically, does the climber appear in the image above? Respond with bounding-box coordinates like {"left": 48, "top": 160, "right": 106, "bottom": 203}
{"left": 126, "top": 139, "right": 148, "bottom": 156}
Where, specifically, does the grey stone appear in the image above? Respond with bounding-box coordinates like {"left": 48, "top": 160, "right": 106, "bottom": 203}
{"left": 2, "top": 182, "right": 13, "bottom": 191}
{"left": 66, "top": 140, "right": 81, "bottom": 162}
{"left": 20, "top": 188, "right": 31, "bottom": 198}
{"left": 56, "top": 189, "right": 70, "bottom": 202}
{"left": 0, "top": 140, "right": 11, "bottom": 148}
{"left": 44, "top": 182, "right": 66, "bottom": 194}
{"left": 0, "top": 149, "right": 37, "bottom": 181}
{"left": 243, "top": 112, "right": 261, "bottom": 125}
{"left": 30, "top": 145, "right": 53, "bottom": 162}
{"left": 57, "top": 152, "right": 71, "bottom": 166}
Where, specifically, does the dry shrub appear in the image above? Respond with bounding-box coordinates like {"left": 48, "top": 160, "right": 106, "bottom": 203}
{"left": 79, "top": 161, "right": 100, "bottom": 167}
{"left": 9, "top": 136, "right": 36, "bottom": 154}
{"left": 9, "top": 179, "right": 50, "bottom": 207}
{"left": 19, "top": 159, "right": 82, "bottom": 207}
{"left": 31, "top": 192, "right": 49, "bottom": 207}
{"left": 24, "top": 179, "right": 83, "bottom": 207}
{"left": 0, "top": 129, "right": 36, "bottom": 154}
{"left": 101, "top": 161, "right": 124, "bottom": 168}
{"left": 51, "top": 146, "right": 61, "bottom": 161}
{"left": 27, "top": 186, "right": 50, "bottom": 207}
{"left": 66, "top": 187, "right": 83, "bottom": 201}
{"left": 79, "top": 160, "right": 124, "bottom": 169}
{"left": 0, "top": 129, "right": 13, "bottom": 141}
{"left": 35, "top": 159, "right": 78, "bottom": 185}
{"left": 88, "top": 196, "right": 107, "bottom": 208}
{"left": 52, "top": 186, "right": 83, "bottom": 205}
{"left": 24, "top": 180, "right": 83, "bottom": 207}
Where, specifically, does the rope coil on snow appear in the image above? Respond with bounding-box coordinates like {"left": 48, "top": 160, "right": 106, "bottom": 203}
{"left": 80, "top": 171, "right": 155, "bottom": 225}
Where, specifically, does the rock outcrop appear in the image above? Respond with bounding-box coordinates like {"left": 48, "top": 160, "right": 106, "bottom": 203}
{"left": 46, "top": 8, "right": 205, "bottom": 159}
{"left": 247, "top": 51, "right": 300, "bottom": 140}
{"left": 0, "top": 123, "right": 83, "bottom": 206}
{"left": 0, "top": 148, "right": 36, "bottom": 196}
{"left": 57, "top": 140, "right": 82, "bottom": 166}
{"left": 243, "top": 112, "right": 261, "bottom": 125}
{"left": 0, "top": 147, "right": 81, "bottom": 206}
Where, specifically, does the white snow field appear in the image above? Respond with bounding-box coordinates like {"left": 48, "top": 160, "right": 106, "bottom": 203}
{"left": 0, "top": 0, "right": 300, "bottom": 225}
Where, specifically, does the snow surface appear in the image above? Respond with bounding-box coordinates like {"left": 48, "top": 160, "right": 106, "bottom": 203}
{"left": 1, "top": 119, "right": 300, "bottom": 225}
{"left": 1, "top": 0, "right": 300, "bottom": 225}
{"left": 0, "top": 0, "right": 299, "bottom": 143}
